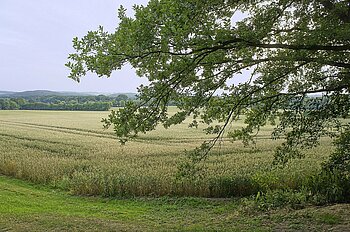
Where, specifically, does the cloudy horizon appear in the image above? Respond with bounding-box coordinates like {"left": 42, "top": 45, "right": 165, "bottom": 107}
{"left": 1, "top": 0, "right": 149, "bottom": 93}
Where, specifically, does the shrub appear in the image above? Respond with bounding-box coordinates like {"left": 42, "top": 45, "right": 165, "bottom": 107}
{"left": 254, "top": 189, "right": 308, "bottom": 211}
{"left": 309, "top": 127, "right": 350, "bottom": 203}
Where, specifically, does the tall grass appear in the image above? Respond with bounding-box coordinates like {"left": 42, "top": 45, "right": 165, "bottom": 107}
{"left": 0, "top": 108, "right": 333, "bottom": 197}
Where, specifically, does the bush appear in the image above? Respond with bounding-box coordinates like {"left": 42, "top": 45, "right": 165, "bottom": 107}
{"left": 254, "top": 189, "right": 309, "bottom": 211}
{"left": 308, "top": 127, "right": 350, "bottom": 203}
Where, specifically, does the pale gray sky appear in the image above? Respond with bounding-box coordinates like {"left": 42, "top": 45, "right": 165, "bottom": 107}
{"left": 0, "top": 0, "right": 149, "bottom": 93}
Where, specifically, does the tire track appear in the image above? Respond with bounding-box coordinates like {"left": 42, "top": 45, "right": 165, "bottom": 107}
{"left": 0, "top": 120, "right": 275, "bottom": 147}
{"left": 0, "top": 120, "right": 116, "bottom": 140}
{"left": 0, "top": 133, "right": 90, "bottom": 157}
{"left": 0, "top": 120, "right": 207, "bottom": 145}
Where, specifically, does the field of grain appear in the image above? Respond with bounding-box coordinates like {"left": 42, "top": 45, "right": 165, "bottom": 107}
{"left": 0, "top": 108, "right": 333, "bottom": 197}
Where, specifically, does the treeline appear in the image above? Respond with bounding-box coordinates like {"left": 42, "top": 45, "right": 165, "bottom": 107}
{"left": 0, "top": 94, "right": 132, "bottom": 111}
{"left": 20, "top": 102, "right": 112, "bottom": 111}
{"left": 21, "top": 94, "right": 130, "bottom": 105}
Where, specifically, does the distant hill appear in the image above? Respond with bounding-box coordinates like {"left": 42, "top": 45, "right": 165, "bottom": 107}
{"left": 0, "top": 91, "right": 15, "bottom": 95}
{"left": 108, "top": 93, "right": 137, "bottom": 99}
{"left": 0, "top": 90, "right": 90, "bottom": 97}
{"left": 17, "top": 90, "right": 80, "bottom": 97}
{"left": 0, "top": 90, "right": 136, "bottom": 98}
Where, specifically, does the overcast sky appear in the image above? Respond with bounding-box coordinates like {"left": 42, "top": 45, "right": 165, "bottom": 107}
{"left": 0, "top": 0, "right": 149, "bottom": 93}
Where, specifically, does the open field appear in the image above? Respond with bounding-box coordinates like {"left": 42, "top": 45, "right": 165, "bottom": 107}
{"left": 0, "top": 108, "right": 333, "bottom": 197}
{"left": 1, "top": 175, "right": 350, "bottom": 231}
{"left": 1, "top": 108, "right": 349, "bottom": 231}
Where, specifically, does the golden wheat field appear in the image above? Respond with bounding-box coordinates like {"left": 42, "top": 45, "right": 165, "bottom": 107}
{"left": 0, "top": 107, "right": 333, "bottom": 197}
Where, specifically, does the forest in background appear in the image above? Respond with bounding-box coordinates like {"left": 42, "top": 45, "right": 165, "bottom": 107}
{"left": 0, "top": 90, "right": 135, "bottom": 111}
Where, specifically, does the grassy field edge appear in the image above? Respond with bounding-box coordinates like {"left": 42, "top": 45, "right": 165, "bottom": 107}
{"left": 1, "top": 175, "right": 350, "bottom": 231}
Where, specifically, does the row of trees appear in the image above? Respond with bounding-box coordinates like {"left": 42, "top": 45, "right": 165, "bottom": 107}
{"left": 0, "top": 99, "right": 20, "bottom": 110}
{"left": 21, "top": 94, "right": 131, "bottom": 106}
{"left": 20, "top": 101, "right": 112, "bottom": 111}
{"left": 0, "top": 97, "right": 123, "bottom": 111}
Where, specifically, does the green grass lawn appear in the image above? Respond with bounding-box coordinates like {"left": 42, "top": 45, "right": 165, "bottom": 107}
{"left": 1, "top": 175, "right": 350, "bottom": 231}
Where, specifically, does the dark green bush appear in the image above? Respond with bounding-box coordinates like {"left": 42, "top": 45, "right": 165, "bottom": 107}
{"left": 254, "top": 189, "right": 308, "bottom": 211}
{"left": 309, "top": 128, "right": 350, "bottom": 203}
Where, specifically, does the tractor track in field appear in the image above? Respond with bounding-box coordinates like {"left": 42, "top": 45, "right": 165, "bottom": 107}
{"left": 0, "top": 132, "right": 90, "bottom": 157}
{"left": 0, "top": 120, "right": 212, "bottom": 145}
{"left": 0, "top": 120, "right": 276, "bottom": 147}
{"left": 0, "top": 132, "right": 83, "bottom": 147}
{"left": 0, "top": 120, "right": 116, "bottom": 139}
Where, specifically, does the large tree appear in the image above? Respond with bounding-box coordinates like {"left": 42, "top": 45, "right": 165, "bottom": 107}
{"left": 67, "top": 0, "right": 350, "bottom": 165}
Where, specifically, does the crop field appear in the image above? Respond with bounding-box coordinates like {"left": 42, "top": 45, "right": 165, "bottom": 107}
{"left": 0, "top": 107, "right": 333, "bottom": 198}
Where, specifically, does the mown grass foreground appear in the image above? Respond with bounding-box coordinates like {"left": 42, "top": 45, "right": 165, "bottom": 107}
{"left": 0, "top": 109, "right": 333, "bottom": 197}
{"left": 1, "top": 175, "right": 350, "bottom": 231}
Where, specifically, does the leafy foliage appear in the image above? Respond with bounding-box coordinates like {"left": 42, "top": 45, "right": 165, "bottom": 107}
{"left": 67, "top": 0, "right": 350, "bottom": 164}
{"left": 309, "top": 125, "right": 350, "bottom": 203}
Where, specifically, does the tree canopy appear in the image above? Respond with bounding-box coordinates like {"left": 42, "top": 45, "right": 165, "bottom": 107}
{"left": 67, "top": 0, "right": 350, "bottom": 164}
